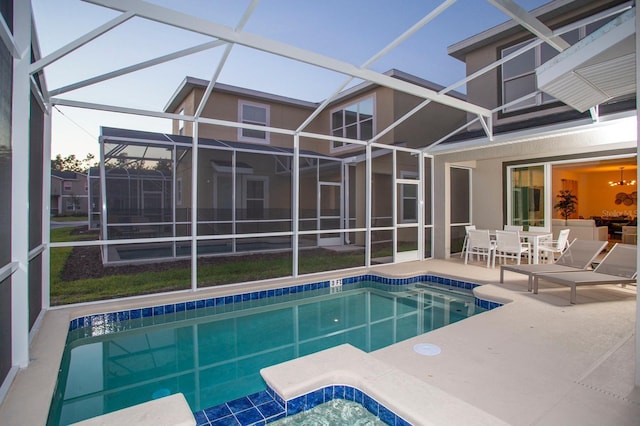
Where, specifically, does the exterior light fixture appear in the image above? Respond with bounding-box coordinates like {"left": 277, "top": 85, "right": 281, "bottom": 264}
{"left": 609, "top": 167, "right": 636, "bottom": 187}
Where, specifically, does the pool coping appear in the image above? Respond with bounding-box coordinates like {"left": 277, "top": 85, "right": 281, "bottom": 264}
{"left": 66, "top": 273, "right": 501, "bottom": 336}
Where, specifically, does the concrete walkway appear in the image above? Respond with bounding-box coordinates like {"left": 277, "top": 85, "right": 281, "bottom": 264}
{"left": 372, "top": 257, "right": 639, "bottom": 425}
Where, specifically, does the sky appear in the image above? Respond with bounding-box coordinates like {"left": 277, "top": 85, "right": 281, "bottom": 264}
{"left": 31, "top": 0, "right": 551, "bottom": 159}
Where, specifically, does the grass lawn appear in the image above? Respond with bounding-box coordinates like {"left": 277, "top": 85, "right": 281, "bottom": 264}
{"left": 51, "top": 215, "right": 88, "bottom": 222}
{"left": 50, "top": 227, "right": 367, "bottom": 305}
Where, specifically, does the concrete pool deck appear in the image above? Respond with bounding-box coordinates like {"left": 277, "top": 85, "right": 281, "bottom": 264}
{"left": 0, "top": 257, "right": 638, "bottom": 425}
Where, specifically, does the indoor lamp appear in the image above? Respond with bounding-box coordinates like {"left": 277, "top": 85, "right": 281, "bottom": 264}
{"left": 608, "top": 167, "right": 636, "bottom": 187}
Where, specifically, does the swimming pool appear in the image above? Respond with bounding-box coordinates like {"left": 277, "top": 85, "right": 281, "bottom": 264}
{"left": 48, "top": 275, "right": 496, "bottom": 425}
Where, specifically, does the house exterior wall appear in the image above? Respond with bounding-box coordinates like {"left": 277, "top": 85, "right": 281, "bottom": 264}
{"left": 432, "top": 126, "right": 636, "bottom": 259}
{"left": 460, "top": 0, "right": 629, "bottom": 131}
{"left": 50, "top": 175, "right": 89, "bottom": 215}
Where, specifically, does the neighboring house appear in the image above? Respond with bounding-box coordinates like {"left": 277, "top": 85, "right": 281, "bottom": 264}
{"left": 50, "top": 170, "right": 89, "bottom": 216}
{"left": 428, "top": 0, "right": 637, "bottom": 257}
{"left": 96, "top": 70, "right": 467, "bottom": 263}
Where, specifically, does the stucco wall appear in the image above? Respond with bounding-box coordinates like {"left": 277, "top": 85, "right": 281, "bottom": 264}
{"left": 431, "top": 122, "right": 636, "bottom": 259}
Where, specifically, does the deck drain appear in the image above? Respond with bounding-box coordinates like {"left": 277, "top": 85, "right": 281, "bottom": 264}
{"left": 413, "top": 343, "right": 441, "bottom": 356}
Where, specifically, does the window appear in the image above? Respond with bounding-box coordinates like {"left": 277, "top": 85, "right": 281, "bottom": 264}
{"left": 501, "top": 14, "right": 617, "bottom": 112}
{"left": 66, "top": 199, "right": 80, "bottom": 211}
{"left": 400, "top": 172, "right": 418, "bottom": 223}
{"left": 178, "top": 108, "right": 185, "bottom": 135}
{"left": 330, "top": 96, "right": 374, "bottom": 150}
{"left": 63, "top": 181, "right": 72, "bottom": 191}
{"left": 238, "top": 101, "right": 269, "bottom": 143}
{"left": 176, "top": 177, "right": 182, "bottom": 206}
{"left": 243, "top": 176, "right": 268, "bottom": 220}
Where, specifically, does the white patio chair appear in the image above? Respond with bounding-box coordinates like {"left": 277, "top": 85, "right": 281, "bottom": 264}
{"left": 538, "top": 228, "right": 571, "bottom": 263}
{"left": 493, "top": 230, "right": 531, "bottom": 268}
{"left": 504, "top": 225, "right": 524, "bottom": 232}
{"left": 464, "top": 229, "right": 495, "bottom": 268}
{"left": 459, "top": 224, "right": 476, "bottom": 258}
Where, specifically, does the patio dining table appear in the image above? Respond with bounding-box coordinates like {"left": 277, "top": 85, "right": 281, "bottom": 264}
{"left": 489, "top": 230, "right": 553, "bottom": 265}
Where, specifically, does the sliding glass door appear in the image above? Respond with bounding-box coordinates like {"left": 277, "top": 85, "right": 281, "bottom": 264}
{"left": 508, "top": 164, "right": 548, "bottom": 228}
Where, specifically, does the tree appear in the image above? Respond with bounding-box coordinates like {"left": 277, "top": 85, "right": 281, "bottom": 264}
{"left": 51, "top": 153, "right": 96, "bottom": 172}
{"left": 554, "top": 189, "right": 578, "bottom": 224}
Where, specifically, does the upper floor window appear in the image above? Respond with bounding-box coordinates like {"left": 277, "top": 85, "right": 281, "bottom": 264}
{"left": 331, "top": 96, "right": 374, "bottom": 151}
{"left": 178, "top": 108, "right": 185, "bottom": 135}
{"left": 63, "top": 181, "right": 72, "bottom": 191}
{"left": 238, "top": 101, "right": 269, "bottom": 143}
{"left": 501, "top": 13, "right": 618, "bottom": 113}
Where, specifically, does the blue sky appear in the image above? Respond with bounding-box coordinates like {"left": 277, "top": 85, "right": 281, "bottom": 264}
{"left": 31, "top": 0, "right": 550, "bottom": 158}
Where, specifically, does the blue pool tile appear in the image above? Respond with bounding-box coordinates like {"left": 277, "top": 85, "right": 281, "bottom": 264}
{"left": 153, "top": 306, "right": 164, "bottom": 316}
{"left": 196, "top": 299, "right": 205, "bottom": 309}
{"left": 211, "top": 415, "right": 240, "bottom": 426}
{"left": 227, "top": 397, "right": 253, "bottom": 414}
{"left": 204, "top": 403, "right": 232, "bottom": 420}
{"left": 287, "top": 395, "right": 305, "bottom": 415}
{"left": 363, "top": 394, "right": 378, "bottom": 416}
{"left": 305, "top": 389, "right": 324, "bottom": 409}
{"left": 234, "top": 407, "right": 263, "bottom": 425}
{"left": 193, "top": 410, "right": 209, "bottom": 426}
{"left": 129, "top": 309, "right": 142, "bottom": 319}
{"left": 247, "top": 391, "right": 272, "bottom": 406}
{"left": 282, "top": 287, "right": 290, "bottom": 295}
{"left": 175, "top": 302, "right": 186, "bottom": 312}
{"left": 353, "top": 388, "right": 363, "bottom": 404}
{"left": 256, "top": 400, "right": 284, "bottom": 419}
{"left": 344, "top": 386, "right": 354, "bottom": 400}
{"left": 186, "top": 301, "right": 196, "bottom": 310}
{"left": 323, "top": 387, "right": 333, "bottom": 401}
{"left": 378, "top": 404, "right": 395, "bottom": 425}
{"left": 142, "top": 307, "right": 153, "bottom": 317}
{"left": 396, "top": 415, "right": 412, "bottom": 426}
{"left": 334, "top": 385, "right": 345, "bottom": 399}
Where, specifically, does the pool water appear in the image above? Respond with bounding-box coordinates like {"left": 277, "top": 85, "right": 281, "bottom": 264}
{"left": 271, "top": 399, "right": 385, "bottom": 425}
{"left": 48, "top": 281, "right": 485, "bottom": 425}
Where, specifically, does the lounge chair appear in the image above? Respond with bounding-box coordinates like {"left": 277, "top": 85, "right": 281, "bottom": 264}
{"left": 532, "top": 243, "right": 637, "bottom": 304}
{"left": 500, "top": 239, "right": 607, "bottom": 291}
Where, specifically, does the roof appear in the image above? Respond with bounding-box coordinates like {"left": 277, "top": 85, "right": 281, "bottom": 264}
{"left": 99, "top": 127, "right": 336, "bottom": 160}
{"left": 444, "top": 96, "right": 634, "bottom": 144}
{"left": 447, "top": 0, "right": 628, "bottom": 61}
{"left": 164, "top": 69, "right": 466, "bottom": 114}
{"left": 51, "top": 170, "right": 84, "bottom": 180}
{"left": 164, "top": 77, "right": 320, "bottom": 113}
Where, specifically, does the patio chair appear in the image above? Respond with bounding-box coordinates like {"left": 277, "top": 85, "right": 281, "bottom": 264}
{"left": 538, "top": 228, "right": 570, "bottom": 263}
{"left": 499, "top": 239, "right": 608, "bottom": 291}
{"left": 493, "top": 230, "right": 530, "bottom": 268}
{"left": 459, "top": 224, "right": 476, "bottom": 258}
{"left": 532, "top": 243, "right": 637, "bottom": 304}
{"left": 464, "top": 229, "right": 495, "bottom": 268}
{"left": 504, "top": 225, "right": 524, "bottom": 231}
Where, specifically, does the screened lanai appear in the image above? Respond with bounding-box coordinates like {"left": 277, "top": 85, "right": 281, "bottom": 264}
{"left": 2, "top": 0, "right": 640, "bottom": 409}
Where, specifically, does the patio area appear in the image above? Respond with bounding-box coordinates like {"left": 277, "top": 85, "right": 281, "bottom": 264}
{"left": 0, "top": 257, "right": 637, "bottom": 425}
